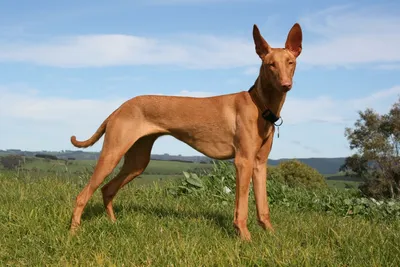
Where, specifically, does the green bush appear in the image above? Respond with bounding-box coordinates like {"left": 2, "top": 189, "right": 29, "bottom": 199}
{"left": 168, "top": 161, "right": 236, "bottom": 204}
{"left": 270, "top": 160, "right": 327, "bottom": 189}
{"left": 266, "top": 179, "right": 400, "bottom": 220}
{"left": 166, "top": 160, "right": 400, "bottom": 221}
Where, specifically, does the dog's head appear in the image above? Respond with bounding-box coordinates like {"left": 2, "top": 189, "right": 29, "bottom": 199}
{"left": 253, "top": 23, "right": 302, "bottom": 94}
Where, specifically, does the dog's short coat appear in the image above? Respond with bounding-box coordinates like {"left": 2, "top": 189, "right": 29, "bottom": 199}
{"left": 69, "top": 23, "right": 302, "bottom": 241}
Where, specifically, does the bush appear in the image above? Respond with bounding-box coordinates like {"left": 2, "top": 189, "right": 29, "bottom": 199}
{"left": 168, "top": 161, "right": 236, "bottom": 203}
{"left": 267, "top": 179, "right": 400, "bottom": 220}
{"left": 35, "top": 153, "right": 58, "bottom": 160}
{"left": 166, "top": 161, "right": 400, "bottom": 221}
{"left": 0, "top": 155, "right": 24, "bottom": 170}
{"left": 170, "top": 160, "right": 328, "bottom": 198}
{"left": 270, "top": 160, "right": 327, "bottom": 189}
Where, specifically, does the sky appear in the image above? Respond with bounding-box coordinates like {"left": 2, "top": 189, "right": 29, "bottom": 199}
{"left": 0, "top": 0, "right": 399, "bottom": 160}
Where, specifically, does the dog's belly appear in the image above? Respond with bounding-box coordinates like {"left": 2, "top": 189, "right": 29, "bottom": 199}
{"left": 171, "top": 133, "right": 235, "bottom": 160}
{"left": 187, "top": 140, "right": 234, "bottom": 160}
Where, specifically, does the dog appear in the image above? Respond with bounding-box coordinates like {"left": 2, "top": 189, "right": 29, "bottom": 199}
{"left": 69, "top": 23, "right": 302, "bottom": 241}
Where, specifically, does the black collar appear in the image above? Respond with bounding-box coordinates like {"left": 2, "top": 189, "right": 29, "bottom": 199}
{"left": 248, "top": 85, "right": 282, "bottom": 126}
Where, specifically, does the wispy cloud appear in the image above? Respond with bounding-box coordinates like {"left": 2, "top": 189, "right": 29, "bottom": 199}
{"left": 299, "top": 4, "right": 400, "bottom": 67}
{"left": 0, "top": 86, "right": 125, "bottom": 124}
{"left": 375, "top": 64, "right": 400, "bottom": 70}
{"left": 0, "top": 4, "right": 398, "bottom": 70}
{"left": 282, "top": 86, "right": 400, "bottom": 125}
{"left": 290, "top": 140, "right": 321, "bottom": 155}
{"left": 2, "top": 84, "right": 398, "bottom": 130}
{"left": 0, "top": 86, "right": 217, "bottom": 151}
{"left": 243, "top": 67, "right": 259, "bottom": 76}
{"left": 0, "top": 87, "right": 216, "bottom": 123}
{"left": 1, "top": 84, "right": 398, "bottom": 155}
{"left": 0, "top": 34, "right": 257, "bottom": 69}
{"left": 156, "top": 90, "right": 216, "bottom": 97}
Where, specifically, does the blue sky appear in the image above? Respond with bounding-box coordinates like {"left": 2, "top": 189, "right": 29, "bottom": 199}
{"left": 0, "top": 0, "right": 399, "bottom": 159}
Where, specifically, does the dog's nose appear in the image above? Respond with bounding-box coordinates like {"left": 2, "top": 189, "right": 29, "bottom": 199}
{"left": 281, "top": 81, "right": 292, "bottom": 92}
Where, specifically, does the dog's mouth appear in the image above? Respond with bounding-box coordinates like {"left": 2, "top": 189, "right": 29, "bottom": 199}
{"left": 280, "top": 85, "right": 292, "bottom": 93}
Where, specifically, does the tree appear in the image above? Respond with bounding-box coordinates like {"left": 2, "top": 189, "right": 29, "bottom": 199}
{"left": 341, "top": 97, "right": 400, "bottom": 199}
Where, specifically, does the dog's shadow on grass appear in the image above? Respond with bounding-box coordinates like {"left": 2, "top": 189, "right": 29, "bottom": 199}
{"left": 82, "top": 202, "right": 236, "bottom": 237}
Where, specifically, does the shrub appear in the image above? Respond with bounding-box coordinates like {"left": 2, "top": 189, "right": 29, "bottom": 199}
{"left": 168, "top": 161, "right": 236, "bottom": 203}
{"left": 35, "top": 153, "right": 58, "bottom": 160}
{"left": 166, "top": 161, "right": 400, "bottom": 221}
{"left": 0, "top": 155, "right": 24, "bottom": 170}
{"left": 270, "top": 160, "right": 327, "bottom": 189}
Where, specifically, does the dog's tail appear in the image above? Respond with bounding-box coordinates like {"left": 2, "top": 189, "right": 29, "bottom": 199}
{"left": 70, "top": 119, "right": 107, "bottom": 148}
{"left": 70, "top": 109, "right": 118, "bottom": 148}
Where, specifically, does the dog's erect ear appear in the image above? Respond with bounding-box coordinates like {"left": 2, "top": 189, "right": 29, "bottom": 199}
{"left": 285, "top": 23, "right": 302, "bottom": 58}
{"left": 253, "top": 24, "right": 271, "bottom": 59}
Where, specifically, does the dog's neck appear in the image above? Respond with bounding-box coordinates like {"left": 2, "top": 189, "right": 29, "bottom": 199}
{"left": 248, "top": 70, "right": 287, "bottom": 123}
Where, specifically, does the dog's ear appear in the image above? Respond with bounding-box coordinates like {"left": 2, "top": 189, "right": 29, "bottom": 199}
{"left": 253, "top": 24, "right": 271, "bottom": 59}
{"left": 285, "top": 23, "right": 302, "bottom": 58}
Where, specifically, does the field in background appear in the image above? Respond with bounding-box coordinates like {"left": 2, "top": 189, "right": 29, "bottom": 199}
{"left": 324, "top": 173, "right": 362, "bottom": 189}
{"left": 3, "top": 156, "right": 360, "bottom": 189}
{"left": 9, "top": 157, "right": 214, "bottom": 187}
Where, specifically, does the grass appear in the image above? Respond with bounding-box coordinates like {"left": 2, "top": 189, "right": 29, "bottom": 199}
{"left": 1, "top": 171, "right": 400, "bottom": 266}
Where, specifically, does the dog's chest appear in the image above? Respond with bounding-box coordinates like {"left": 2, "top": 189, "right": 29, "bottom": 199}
{"left": 262, "top": 123, "right": 275, "bottom": 140}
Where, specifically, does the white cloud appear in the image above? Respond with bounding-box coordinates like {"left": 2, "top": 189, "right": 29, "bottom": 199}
{"left": 282, "top": 86, "right": 400, "bottom": 125}
{"left": 176, "top": 90, "right": 216, "bottom": 97}
{"left": 0, "top": 34, "right": 257, "bottom": 69}
{"left": 376, "top": 64, "right": 400, "bottom": 70}
{"left": 2, "top": 85, "right": 399, "bottom": 132}
{"left": 351, "top": 86, "right": 400, "bottom": 110}
{"left": 0, "top": 86, "right": 218, "bottom": 152}
{"left": 0, "top": 88, "right": 217, "bottom": 123}
{"left": 0, "top": 87, "right": 123, "bottom": 123}
{"left": 1, "top": 84, "right": 398, "bottom": 157}
{"left": 243, "top": 67, "right": 259, "bottom": 76}
{"left": 299, "top": 4, "right": 400, "bottom": 67}
{"left": 0, "top": 4, "right": 398, "bottom": 69}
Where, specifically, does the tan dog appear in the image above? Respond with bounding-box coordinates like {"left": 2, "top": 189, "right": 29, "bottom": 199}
{"left": 69, "top": 23, "right": 302, "bottom": 241}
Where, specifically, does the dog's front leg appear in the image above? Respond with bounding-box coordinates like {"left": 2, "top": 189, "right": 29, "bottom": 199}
{"left": 233, "top": 155, "right": 254, "bottom": 241}
{"left": 252, "top": 162, "right": 274, "bottom": 231}
{"left": 252, "top": 133, "right": 274, "bottom": 232}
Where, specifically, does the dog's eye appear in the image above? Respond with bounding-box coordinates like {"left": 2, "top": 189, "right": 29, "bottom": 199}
{"left": 269, "top": 62, "right": 276, "bottom": 67}
{"left": 288, "top": 61, "right": 294, "bottom": 65}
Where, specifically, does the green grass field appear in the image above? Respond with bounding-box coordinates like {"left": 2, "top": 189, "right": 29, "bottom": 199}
{"left": 2, "top": 158, "right": 398, "bottom": 265}
{"left": 1, "top": 169, "right": 400, "bottom": 266}
{"left": 11, "top": 157, "right": 213, "bottom": 188}
{"left": 20, "top": 158, "right": 212, "bottom": 174}
{"left": 13, "top": 157, "right": 361, "bottom": 189}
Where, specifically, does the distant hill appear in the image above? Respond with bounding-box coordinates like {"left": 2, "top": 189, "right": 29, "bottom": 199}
{"left": 0, "top": 149, "right": 346, "bottom": 175}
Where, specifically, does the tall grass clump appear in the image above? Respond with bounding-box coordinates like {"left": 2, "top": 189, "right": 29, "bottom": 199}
{"left": 167, "top": 161, "right": 400, "bottom": 221}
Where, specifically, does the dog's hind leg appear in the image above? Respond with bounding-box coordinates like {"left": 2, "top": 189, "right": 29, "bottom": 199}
{"left": 70, "top": 150, "right": 122, "bottom": 233}
{"left": 69, "top": 119, "right": 142, "bottom": 233}
{"left": 101, "top": 134, "right": 158, "bottom": 222}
